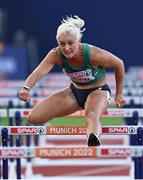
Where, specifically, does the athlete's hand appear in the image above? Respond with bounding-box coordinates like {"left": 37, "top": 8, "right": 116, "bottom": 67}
{"left": 19, "top": 88, "right": 31, "bottom": 102}
{"left": 115, "top": 94, "right": 126, "bottom": 107}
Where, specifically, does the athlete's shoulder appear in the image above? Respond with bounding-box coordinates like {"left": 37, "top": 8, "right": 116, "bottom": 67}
{"left": 49, "top": 47, "right": 59, "bottom": 55}
{"left": 83, "top": 43, "right": 101, "bottom": 52}
{"left": 87, "top": 45, "right": 109, "bottom": 66}
{"left": 90, "top": 45, "right": 108, "bottom": 57}
{"left": 48, "top": 47, "right": 62, "bottom": 65}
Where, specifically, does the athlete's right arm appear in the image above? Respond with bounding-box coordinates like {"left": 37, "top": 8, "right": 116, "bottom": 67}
{"left": 19, "top": 48, "right": 60, "bottom": 101}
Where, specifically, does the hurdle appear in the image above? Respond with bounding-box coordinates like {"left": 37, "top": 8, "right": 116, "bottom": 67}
{"left": 0, "top": 146, "right": 143, "bottom": 159}
{"left": 1, "top": 84, "right": 143, "bottom": 97}
{"left": 1, "top": 108, "right": 143, "bottom": 179}
{"left": 0, "top": 106, "right": 141, "bottom": 120}
{"left": 8, "top": 108, "right": 143, "bottom": 118}
{"left": 1, "top": 96, "right": 143, "bottom": 107}
{"left": 0, "top": 125, "right": 139, "bottom": 135}
{"left": 1, "top": 128, "right": 143, "bottom": 179}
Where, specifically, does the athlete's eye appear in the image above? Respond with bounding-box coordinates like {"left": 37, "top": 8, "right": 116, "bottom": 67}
{"left": 59, "top": 42, "right": 65, "bottom": 47}
{"left": 68, "top": 41, "right": 74, "bottom": 45}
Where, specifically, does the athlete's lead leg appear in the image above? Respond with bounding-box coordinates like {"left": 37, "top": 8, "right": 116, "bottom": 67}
{"left": 84, "top": 90, "right": 109, "bottom": 146}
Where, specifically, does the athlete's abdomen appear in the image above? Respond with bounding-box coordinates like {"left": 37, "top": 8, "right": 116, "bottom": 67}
{"left": 71, "top": 76, "right": 107, "bottom": 90}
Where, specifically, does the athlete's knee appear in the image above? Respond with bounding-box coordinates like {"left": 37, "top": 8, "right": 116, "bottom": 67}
{"left": 85, "top": 110, "right": 96, "bottom": 119}
{"left": 85, "top": 110, "right": 95, "bottom": 123}
{"left": 85, "top": 109, "right": 102, "bottom": 124}
{"left": 28, "top": 112, "right": 42, "bottom": 125}
{"left": 28, "top": 113, "right": 36, "bottom": 124}
{"left": 28, "top": 111, "right": 52, "bottom": 124}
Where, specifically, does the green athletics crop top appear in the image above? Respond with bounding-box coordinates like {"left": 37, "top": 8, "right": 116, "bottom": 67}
{"left": 59, "top": 43, "right": 106, "bottom": 85}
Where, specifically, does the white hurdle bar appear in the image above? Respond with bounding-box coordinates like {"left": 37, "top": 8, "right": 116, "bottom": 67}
{"left": 0, "top": 146, "right": 143, "bottom": 158}
{"left": 1, "top": 86, "right": 143, "bottom": 96}
{"left": 0, "top": 125, "right": 139, "bottom": 135}
{"left": 1, "top": 96, "right": 143, "bottom": 106}
{"left": 8, "top": 108, "right": 143, "bottom": 118}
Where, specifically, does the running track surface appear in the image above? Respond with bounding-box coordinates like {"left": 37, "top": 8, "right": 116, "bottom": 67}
{"left": 22, "top": 165, "right": 130, "bottom": 176}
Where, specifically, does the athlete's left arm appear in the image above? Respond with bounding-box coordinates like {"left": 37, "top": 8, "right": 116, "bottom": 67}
{"left": 90, "top": 46, "right": 126, "bottom": 107}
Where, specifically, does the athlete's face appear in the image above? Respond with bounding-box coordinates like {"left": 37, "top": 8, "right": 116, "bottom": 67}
{"left": 57, "top": 33, "right": 80, "bottom": 59}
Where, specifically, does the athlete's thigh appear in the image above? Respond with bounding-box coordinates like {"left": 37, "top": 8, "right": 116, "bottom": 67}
{"left": 30, "top": 87, "right": 81, "bottom": 123}
{"left": 84, "top": 90, "right": 109, "bottom": 117}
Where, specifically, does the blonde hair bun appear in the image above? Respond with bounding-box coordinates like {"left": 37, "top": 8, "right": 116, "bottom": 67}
{"left": 63, "top": 15, "right": 85, "bottom": 29}
{"left": 56, "top": 15, "right": 85, "bottom": 40}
